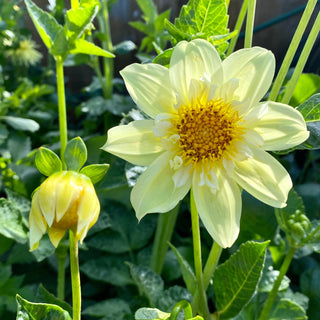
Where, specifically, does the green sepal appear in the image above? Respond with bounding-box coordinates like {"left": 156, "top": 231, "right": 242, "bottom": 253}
{"left": 80, "top": 163, "right": 110, "bottom": 184}
{"left": 24, "top": 0, "right": 63, "bottom": 50}
{"left": 69, "top": 39, "right": 115, "bottom": 57}
{"left": 64, "top": 137, "right": 87, "bottom": 172}
{"left": 16, "top": 294, "right": 72, "bottom": 320}
{"left": 35, "top": 147, "right": 62, "bottom": 176}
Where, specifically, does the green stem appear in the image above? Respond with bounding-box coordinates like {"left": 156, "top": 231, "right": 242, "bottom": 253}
{"left": 57, "top": 252, "right": 67, "bottom": 300}
{"left": 227, "top": 0, "right": 249, "bottom": 56}
{"left": 56, "top": 57, "right": 68, "bottom": 164}
{"left": 244, "top": 0, "right": 256, "bottom": 48}
{"left": 268, "top": 0, "right": 318, "bottom": 102}
{"left": 258, "top": 246, "right": 296, "bottom": 320}
{"left": 150, "top": 205, "right": 179, "bottom": 274}
{"left": 99, "top": 0, "right": 114, "bottom": 99}
{"left": 281, "top": 10, "right": 320, "bottom": 105}
{"left": 69, "top": 230, "right": 81, "bottom": 320}
{"left": 190, "top": 189, "right": 209, "bottom": 319}
{"left": 203, "top": 241, "right": 223, "bottom": 290}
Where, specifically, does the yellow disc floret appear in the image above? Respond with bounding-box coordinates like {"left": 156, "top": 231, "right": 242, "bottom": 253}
{"left": 172, "top": 99, "right": 245, "bottom": 164}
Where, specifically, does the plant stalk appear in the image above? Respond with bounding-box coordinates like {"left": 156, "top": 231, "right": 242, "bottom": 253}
{"left": 269, "top": 0, "right": 318, "bottom": 102}
{"left": 69, "top": 230, "right": 81, "bottom": 320}
{"left": 150, "top": 205, "right": 179, "bottom": 274}
{"left": 258, "top": 246, "right": 296, "bottom": 320}
{"left": 57, "top": 252, "right": 67, "bottom": 300}
{"left": 190, "top": 189, "right": 209, "bottom": 319}
{"left": 244, "top": 0, "right": 256, "bottom": 48}
{"left": 56, "top": 56, "right": 68, "bottom": 164}
{"left": 281, "top": 10, "right": 320, "bottom": 104}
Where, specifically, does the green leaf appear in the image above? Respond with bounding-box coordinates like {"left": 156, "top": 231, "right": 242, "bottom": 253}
{"left": 269, "top": 298, "right": 307, "bottom": 320}
{"left": 70, "top": 38, "right": 115, "bottom": 57}
{"left": 8, "top": 133, "right": 31, "bottom": 162}
{"left": 259, "top": 268, "right": 290, "bottom": 293}
{"left": 137, "top": 0, "right": 157, "bottom": 22}
{"left": 0, "top": 116, "right": 39, "bottom": 132}
{"left": 168, "top": 0, "right": 229, "bottom": 48}
{"left": 35, "top": 147, "right": 62, "bottom": 177}
{"left": 82, "top": 298, "right": 131, "bottom": 319}
{"left": 0, "top": 198, "right": 28, "bottom": 243}
{"left": 135, "top": 307, "right": 170, "bottom": 320}
{"left": 290, "top": 74, "right": 320, "bottom": 107}
{"left": 49, "top": 28, "right": 69, "bottom": 58}
{"left": 24, "top": 0, "right": 62, "bottom": 49}
{"left": 35, "top": 285, "right": 72, "bottom": 316}
{"left": 213, "top": 241, "right": 269, "bottom": 319}
{"left": 65, "top": 3, "right": 99, "bottom": 41}
{"left": 168, "top": 243, "right": 197, "bottom": 295}
{"left": 80, "top": 255, "right": 134, "bottom": 286}
{"left": 16, "top": 294, "right": 72, "bottom": 320}
{"left": 153, "top": 48, "right": 173, "bottom": 67}
{"left": 114, "top": 40, "right": 137, "bottom": 55}
{"left": 275, "top": 189, "right": 311, "bottom": 246}
{"left": 127, "top": 262, "right": 164, "bottom": 306}
{"left": 80, "top": 163, "right": 109, "bottom": 184}
{"left": 296, "top": 94, "right": 320, "bottom": 122}
{"left": 64, "top": 136, "right": 87, "bottom": 171}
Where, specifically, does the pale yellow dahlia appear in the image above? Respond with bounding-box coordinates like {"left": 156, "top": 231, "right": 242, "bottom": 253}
{"left": 5, "top": 39, "right": 42, "bottom": 66}
{"left": 29, "top": 171, "right": 100, "bottom": 251}
{"left": 102, "top": 39, "right": 309, "bottom": 248}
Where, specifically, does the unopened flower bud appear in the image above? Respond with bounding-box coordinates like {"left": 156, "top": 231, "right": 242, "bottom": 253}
{"left": 29, "top": 171, "right": 100, "bottom": 251}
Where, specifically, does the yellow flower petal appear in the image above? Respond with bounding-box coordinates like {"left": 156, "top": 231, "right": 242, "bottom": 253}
{"left": 120, "top": 64, "right": 176, "bottom": 118}
{"left": 232, "top": 146, "right": 292, "bottom": 208}
{"left": 222, "top": 47, "right": 275, "bottom": 108}
{"left": 251, "top": 102, "right": 309, "bottom": 150}
{"left": 193, "top": 168, "right": 242, "bottom": 248}
{"left": 169, "top": 39, "right": 223, "bottom": 105}
{"left": 47, "top": 227, "right": 67, "bottom": 248}
{"left": 131, "top": 152, "right": 192, "bottom": 220}
{"left": 102, "top": 120, "right": 164, "bottom": 166}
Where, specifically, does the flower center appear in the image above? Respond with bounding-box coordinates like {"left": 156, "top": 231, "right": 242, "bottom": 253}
{"left": 173, "top": 99, "right": 244, "bottom": 163}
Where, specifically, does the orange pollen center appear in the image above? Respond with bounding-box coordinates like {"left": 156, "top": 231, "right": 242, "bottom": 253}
{"left": 173, "top": 99, "right": 243, "bottom": 163}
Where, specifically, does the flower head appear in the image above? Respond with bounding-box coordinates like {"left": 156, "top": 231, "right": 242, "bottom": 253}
{"left": 29, "top": 171, "right": 100, "bottom": 251}
{"left": 5, "top": 39, "right": 42, "bottom": 66}
{"left": 102, "top": 39, "right": 309, "bottom": 248}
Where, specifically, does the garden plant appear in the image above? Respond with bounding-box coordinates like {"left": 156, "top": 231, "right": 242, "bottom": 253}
{"left": 0, "top": 0, "right": 320, "bottom": 319}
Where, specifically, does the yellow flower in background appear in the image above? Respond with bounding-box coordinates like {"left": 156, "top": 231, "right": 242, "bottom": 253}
{"left": 5, "top": 39, "right": 42, "bottom": 66}
{"left": 29, "top": 171, "right": 100, "bottom": 251}
{"left": 102, "top": 39, "right": 309, "bottom": 248}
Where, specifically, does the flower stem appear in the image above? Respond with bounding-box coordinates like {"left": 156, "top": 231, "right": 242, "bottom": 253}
{"left": 169, "top": 300, "right": 193, "bottom": 320}
{"left": 56, "top": 56, "right": 68, "bottom": 164}
{"left": 227, "top": 0, "right": 249, "bottom": 56}
{"left": 190, "top": 189, "right": 209, "bottom": 319}
{"left": 281, "top": 10, "right": 320, "bottom": 105}
{"left": 56, "top": 251, "right": 67, "bottom": 300}
{"left": 268, "top": 0, "right": 318, "bottom": 102}
{"left": 244, "top": 0, "right": 256, "bottom": 48}
{"left": 99, "top": 0, "right": 114, "bottom": 99}
{"left": 258, "top": 246, "right": 296, "bottom": 320}
{"left": 150, "top": 205, "right": 179, "bottom": 274}
{"left": 69, "top": 230, "right": 81, "bottom": 320}
{"left": 203, "top": 241, "right": 223, "bottom": 290}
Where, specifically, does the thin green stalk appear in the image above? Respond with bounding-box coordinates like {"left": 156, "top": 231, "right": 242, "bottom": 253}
{"left": 57, "top": 252, "right": 67, "bottom": 300}
{"left": 169, "top": 300, "right": 193, "bottom": 320}
{"left": 258, "top": 246, "right": 296, "bottom": 320}
{"left": 268, "top": 0, "right": 318, "bottom": 102}
{"left": 69, "top": 230, "right": 81, "bottom": 320}
{"left": 190, "top": 189, "right": 209, "bottom": 319}
{"left": 203, "top": 241, "right": 223, "bottom": 290}
{"left": 99, "top": 0, "right": 114, "bottom": 99}
{"left": 150, "top": 205, "right": 179, "bottom": 274}
{"left": 56, "top": 57, "right": 68, "bottom": 164}
{"left": 281, "top": 10, "right": 320, "bottom": 105}
{"left": 244, "top": 0, "right": 256, "bottom": 48}
{"left": 227, "top": 0, "right": 249, "bottom": 56}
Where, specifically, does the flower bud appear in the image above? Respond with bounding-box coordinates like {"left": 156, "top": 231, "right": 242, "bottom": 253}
{"left": 29, "top": 171, "right": 100, "bottom": 251}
